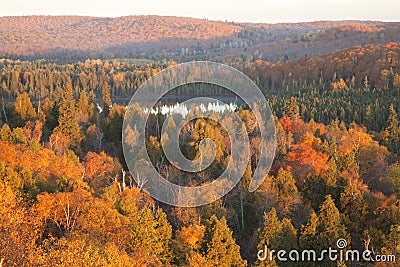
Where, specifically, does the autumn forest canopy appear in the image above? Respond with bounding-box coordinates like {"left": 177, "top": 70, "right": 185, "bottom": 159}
{"left": 0, "top": 15, "right": 400, "bottom": 266}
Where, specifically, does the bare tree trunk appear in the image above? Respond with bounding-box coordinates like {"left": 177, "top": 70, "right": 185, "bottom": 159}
{"left": 240, "top": 190, "right": 245, "bottom": 230}
{"left": 122, "top": 170, "right": 126, "bottom": 191}
{"left": 1, "top": 95, "right": 7, "bottom": 123}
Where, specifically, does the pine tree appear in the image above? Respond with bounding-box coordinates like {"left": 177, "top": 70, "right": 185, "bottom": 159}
{"left": 276, "top": 218, "right": 298, "bottom": 266}
{"left": 318, "top": 195, "right": 347, "bottom": 240}
{"left": 154, "top": 208, "right": 173, "bottom": 263}
{"left": 285, "top": 97, "right": 300, "bottom": 122}
{"left": 204, "top": 215, "right": 247, "bottom": 267}
{"left": 382, "top": 224, "right": 400, "bottom": 259}
{"left": 54, "top": 83, "right": 83, "bottom": 149}
{"left": 273, "top": 168, "right": 299, "bottom": 216}
{"left": 77, "top": 90, "right": 91, "bottom": 120}
{"left": 300, "top": 212, "right": 319, "bottom": 249}
{"left": 389, "top": 164, "right": 400, "bottom": 196}
{"left": 383, "top": 104, "right": 399, "bottom": 153}
{"left": 129, "top": 207, "right": 173, "bottom": 265}
{"left": 254, "top": 208, "right": 281, "bottom": 267}
{"left": 274, "top": 168, "right": 298, "bottom": 196}
{"left": 340, "top": 183, "right": 367, "bottom": 238}
{"left": 13, "top": 92, "right": 36, "bottom": 126}
{"left": 318, "top": 195, "right": 348, "bottom": 249}
{"left": 102, "top": 82, "right": 112, "bottom": 116}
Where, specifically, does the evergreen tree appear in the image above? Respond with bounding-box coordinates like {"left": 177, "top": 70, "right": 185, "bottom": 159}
{"left": 318, "top": 195, "right": 347, "bottom": 243}
{"left": 102, "top": 82, "right": 112, "bottom": 116}
{"left": 317, "top": 195, "right": 348, "bottom": 267}
{"left": 130, "top": 207, "right": 173, "bottom": 265}
{"left": 299, "top": 212, "right": 319, "bottom": 251}
{"left": 285, "top": 97, "right": 300, "bottom": 122}
{"left": 204, "top": 215, "right": 247, "bottom": 267}
{"left": 340, "top": 183, "right": 367, "bottom": 240}
{"left": 274, "top": 168, "right": 298, "bottom": 196}
{"left": 382, "top": 224, "right": 400, "bottom": 261}
{"left": 383, "top": 104, "right": 399, "bottom": 153}
{"left": 389, "top": 164, "right": 400, "bottom": 197}
{"left": 276, "top": 218, "right": 298, "bottom": 266}
{"left": 155, "top": 208, "right": 173, "bottom": 263}
{"left": 77, "top": 90, "right": 91, "bottom": 120}
{"left": 54, "top": 83, "right": 83, "bottom": 149}
{"left": 13, "top": 92, "right": 36, "bottom": 126}
{"left": 254, "top": 208, "right": 281, "bottom": 267}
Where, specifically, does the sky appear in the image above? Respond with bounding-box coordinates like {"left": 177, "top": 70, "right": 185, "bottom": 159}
{"left": 0, "top": 0, "right": 399, "bottom": 23}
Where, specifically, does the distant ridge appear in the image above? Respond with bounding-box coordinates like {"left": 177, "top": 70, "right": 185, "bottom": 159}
{"left": 0, "top": 15, "right": 399, "bottom": 62}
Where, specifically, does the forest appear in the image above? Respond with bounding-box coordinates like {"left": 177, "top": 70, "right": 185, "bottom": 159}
{"left": 0, "top": 16, "right": 400, "bottom": 267}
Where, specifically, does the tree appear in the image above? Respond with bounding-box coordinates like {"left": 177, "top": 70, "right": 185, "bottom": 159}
{"left": 285, "top": 97, "right": 300, "bottom": 122}
{"left": 0, "top": 124, "right": 12, "bottom": 142}
{"left": 204, "top": 215, "right": 247, "bottom": 267}
{"left": 318, "top": 195, "right": 348, "bottom": 249}
{"left": 300, "top": 212, "right": 319, "bottom": 250}
{"left": 0, "top": 179, "right": 38, "bottom": 266}
{"left": 54, "top": 83, "right": 83, "bottom": 150}
{"left": 273, "top": 168, "right": 300, "bottom": 216}
{"left": 254, "top": 208, "right": 281, "bottom": 267}
{"left": 40, "top": 97, "right": 57, "bottom": 136}
{"left": 381, "top": 224, "right": 400, "bottom": 264}
{"left": 85, "top": 124, "right": 103, "bottom": 152}
{"left": 129, "top": 207, "right": 172, "bottom": 265}
{"left": 76, "top": 90, "right": 91, "bottom": 122}
{"left": 104, "top": 104, "right": 125, "bottom": 143}
{"left": 383, "top": 104, "right": 399, "bottom": 153}
{"left": 276, "top": 218, "right": 298, "bottom": 266}
{"left": 176, "top": 224, "right": 205, "bottom": 251}
{"left": 255, "top": 207, "right": 299, "bottom": 267}
{"left": 83, "top": 151, "right": 120, "bottom": 192}
{"left": 13, "top": 92, "right": 36, "bottom": 125}
{"left": 274, "top": 168, "right": 298, "bottom": 196}
{"left": 389, "top": 164, "right": 400, "bottom": 196}
{"left": 102, "top": 82, "right": 112, "bottom": 116}
{"left": 340, "top": 183, "right": 367, "bottom": 239}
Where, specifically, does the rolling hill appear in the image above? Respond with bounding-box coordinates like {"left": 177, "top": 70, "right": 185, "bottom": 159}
{"left": 0, "top": 15, "right": 399, "bottom": 62}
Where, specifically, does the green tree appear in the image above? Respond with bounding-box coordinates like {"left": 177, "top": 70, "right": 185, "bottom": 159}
{"left": 340, "top": 183, "right": 367, "bottom": 239}
{"left": 276, "top": 218, "right": 298, "bottom": 266}
{"left": 129, "top": 207, "right": 172, "bottom": 265}
{"left": 299, "top": 212, "right": 319, "bottom": 252}
{"left": 254, "top": 208, "right": 281, "bottom": 267}
{"left": 54, "top": 83, "right": 83, "bottom": 149}
{"left": 0, "top": 124, "right": 12, "bottom": 142}
{"left": 273, "top": 168, "right": 299, "bottom": 216}
{"left": 382, "top": 224, "right": 400, "bottom": 263}
{"left": 317, "top": 195, "right": 348, "bottom": 267}
{"left": 285, "top": 97, "right": 300, "bottom": 122}
{"left": 77, "top": 90, "right": 92, "bottom": 121}
{"left": 204, "top": 215, "right": 247, "bottom": 267}
{"left": 389, "top": 164, "right": 400, "bottom": 197}
{"left": 274, "top": 168, "right": 298, "bottom": 196}
{"left": 383, "top": 104, "right": 399, "bottom": 153}
{"left": 13, "top": 92, "right": 36, "bottom": 125}
{"left": 41, "top": 97, "right": 57, "bottom": 133}
{"left": 102, "top": 82, "right": 112, "bottom": 116}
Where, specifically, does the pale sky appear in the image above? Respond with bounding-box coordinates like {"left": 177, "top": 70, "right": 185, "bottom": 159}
{"left": 0, "top": 0, "right": 399, "bottom": 23}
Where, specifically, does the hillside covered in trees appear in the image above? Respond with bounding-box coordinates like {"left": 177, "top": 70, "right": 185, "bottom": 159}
{"left": 1, "top": 16, "right": 400, "bottom": 62}
{"left": 0, "top": 15, "right": 400, "bottom": 266}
